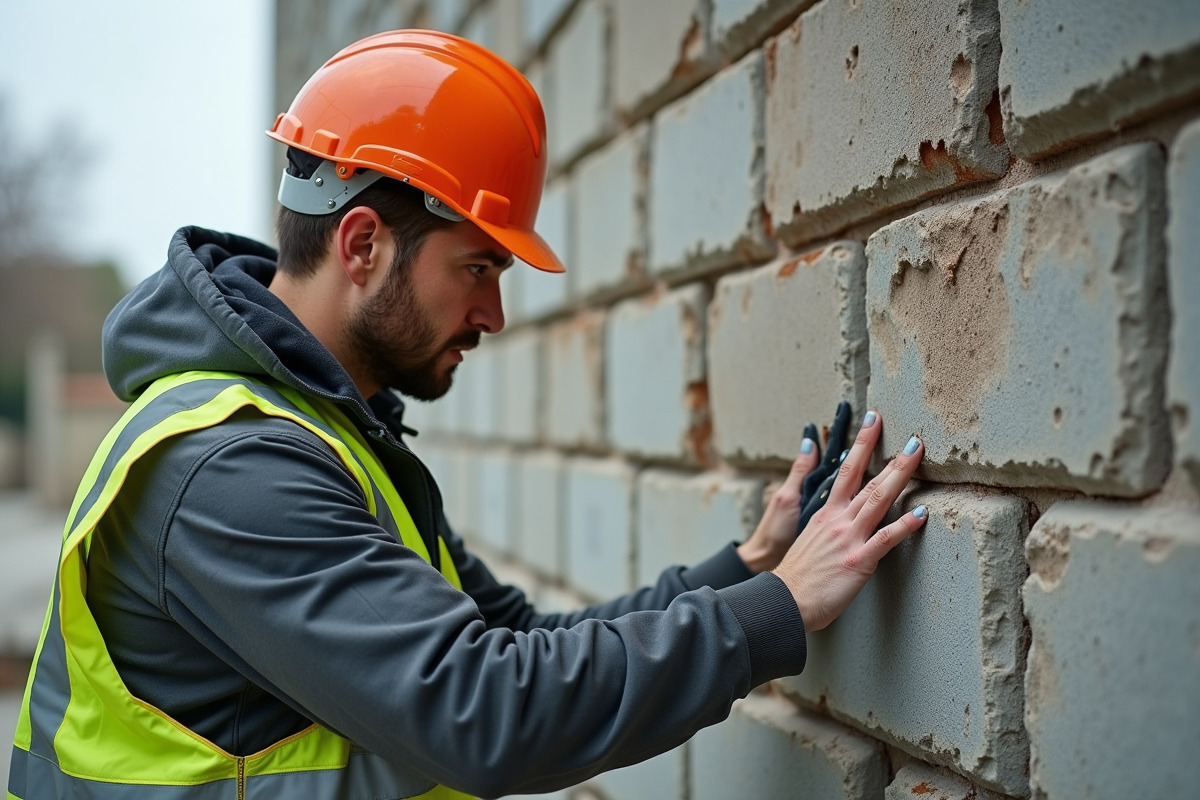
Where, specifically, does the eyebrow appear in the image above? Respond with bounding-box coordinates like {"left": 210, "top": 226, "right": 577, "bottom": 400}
{"left": 464, "top": 249, "right": 515, "bottom": 270}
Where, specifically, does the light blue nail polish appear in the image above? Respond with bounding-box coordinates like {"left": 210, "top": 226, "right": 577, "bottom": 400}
{"left": 904, "top": 436, "right": 920, "bottom": 455}
{"left": 801, "top": 438, "right": 815, "bottom": 455}
{"left": 913, "top": 505, "right": 928, "bottom": 519}
{"left": 839, "top": 449, "right": 849, "bottom": 462}
{"left": 862, "top": 411, "right": 877, "bottom": 428}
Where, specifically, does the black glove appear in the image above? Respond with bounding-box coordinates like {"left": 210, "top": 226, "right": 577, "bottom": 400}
{"left": 796, "top": 401, "right": 853, "bottom": 536}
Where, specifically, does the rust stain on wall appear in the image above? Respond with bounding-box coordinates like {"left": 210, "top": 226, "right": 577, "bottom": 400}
{"left": 985, "top": 89, "right": 1005, "bottom": 146}
{"left": 910, "top": 782, "right": 937, "bottom": 795}
{"left": 919, "top": 140, "right": 992, "bottom": 182}
{"left": 685, "top": 381, "right": 713, "bottom": 464}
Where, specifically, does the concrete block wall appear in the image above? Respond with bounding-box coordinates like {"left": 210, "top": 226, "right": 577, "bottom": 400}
{"left": 275, "top": 1, "right": 1200, "bottom": 797}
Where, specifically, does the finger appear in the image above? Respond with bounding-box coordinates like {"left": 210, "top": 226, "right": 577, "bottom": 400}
{"left": 846, "top": 435, "right": 924, "bottom": 522}
{"left": 824, "top": 401, "right": 853, "bottom": 467}
{"left": 826, "top": 409, "right": 883, "bottom": 506}
{"left": 854, "top": 504, "right": 929, "bottom": 568}
{"left": 781, "top": 433, "right": 821, "bottom": 495}
{"left": 796, "top": 470, "right": 837, "bottom": 534}
{"left": 802, "top": 422, "right": 820, "bottom": 457}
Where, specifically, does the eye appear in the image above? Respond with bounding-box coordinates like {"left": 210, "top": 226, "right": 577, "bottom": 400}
{"left": 467, "top": 263, "right": 489, "bottom": 278}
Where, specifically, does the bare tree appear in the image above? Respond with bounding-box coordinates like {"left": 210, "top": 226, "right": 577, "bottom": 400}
{"left": 0, "top": 97, "right": 89, "bottom": 264}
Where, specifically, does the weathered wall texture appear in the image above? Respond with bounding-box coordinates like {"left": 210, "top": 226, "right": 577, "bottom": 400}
{"left": 274, "top": 1, "right": 1200, "bottom": 798}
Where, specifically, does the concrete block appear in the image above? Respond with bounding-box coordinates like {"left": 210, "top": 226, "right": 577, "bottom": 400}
{"left": 606, "top": 286, "right": 709, "bottom": 462}
{"left": 998, "top": 0, "right": 1200, "bottom": 160}
{"left": 548, "top": 0, "right": 609, "bottom": 165}
{"left": 476, "top": 448, "right": 518, "bottom": 556}
{"left": 454, "top": 340, "right": 501, "bottom": 440}
{"left": 564, "top": 458, "right": 636, "bottom": 599}
{"left": 778, "top": 488, "right": 1030, "bottom": 795}
{"left": 427, "top": 0, "right": 470, "bottom": 33}
{"left": 1024, "top": 502, "right": 1200, "bottom": 799}
{"left": 516, "top": 450, "right": 565, "bottom": 579}
{"left": 545, "top": 312, "right": 606, "bottom": 449}
{"left": 765, "top": 0, "right": 1008, "bottom": 244}
{"left": 575, "top": 124, "right": 649, "bottom": 299}
{"left": 521, "top": 0, "right": 574, "bottom": 49}
{"left": 885, "top": 762, "right": 1006, "bottom": 800}
{"left": 510, "top": 179, "right": 572, "bottom": 322}
{"left": 1168, "top": 120, "right": 1200, "bottom": 491}
{"left": 634, "top": 470, "right": 764, "bottom": 587}
{"left": 866, "top": 143, "right": 1171, "bottom": 496}
{"left": 433, "top": 445, "right": 478, "bottom": 538}
{"left": 587, "top": 746, "right": 684, "bottom": 800}
{"left": 497, "top": 328, "right": 542, "bottom": 445}
{"left": 708, "top": 243, "right": 868, "bottom": 465}
{"left": 712, "top": 0, "right": 816, "bottom": 60}
{"left": 612, "top": 0, "right": 712, "bottom": 118}
{"left": 649, "top": 50, "right": 773, "bottom": 277}
{"left": 691, "top": 694, "right": 886, "bottom": 800}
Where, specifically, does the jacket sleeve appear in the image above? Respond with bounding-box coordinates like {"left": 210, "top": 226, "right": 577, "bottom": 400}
{"left": 160, "top": 429, "right": 807, "bottom": 798}
{"left": 443, "top": 518, "right": 759, "bottom": 632}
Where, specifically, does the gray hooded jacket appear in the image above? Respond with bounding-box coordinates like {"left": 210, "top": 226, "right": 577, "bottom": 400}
{"left": 90, "top": 226, "right": 807, "bottom": 797}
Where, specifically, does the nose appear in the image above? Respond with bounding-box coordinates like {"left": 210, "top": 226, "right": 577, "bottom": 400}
{"left": 467, "top": 278, "right": 506, "bottom": 334}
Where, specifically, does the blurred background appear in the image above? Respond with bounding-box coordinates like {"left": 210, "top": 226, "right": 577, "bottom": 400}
{"left": 0, "top": 0, "right": 273, "bottom": 783}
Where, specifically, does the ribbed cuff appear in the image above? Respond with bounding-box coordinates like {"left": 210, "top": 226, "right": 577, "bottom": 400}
{"left": 716, "top": 572, "right": 807, "bottom": 686}
{"left": 679, "top": 542, "right": 755, "bottom": 591}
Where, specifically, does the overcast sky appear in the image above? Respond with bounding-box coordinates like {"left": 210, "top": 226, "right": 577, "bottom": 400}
{"left": 0, "top": 0, "right": 274, "bottom": 286}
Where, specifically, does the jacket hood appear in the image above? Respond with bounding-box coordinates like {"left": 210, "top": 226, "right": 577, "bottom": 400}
{"left": 103, "top": 226, "right": 365, "bottom": 410}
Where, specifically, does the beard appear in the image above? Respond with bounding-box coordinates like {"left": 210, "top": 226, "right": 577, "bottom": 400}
{"left": 344, "top": 259, "right": 479, "bottom": 401}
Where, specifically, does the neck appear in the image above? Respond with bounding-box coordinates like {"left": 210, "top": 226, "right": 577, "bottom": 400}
{"left": 269, "top": 267, "right": 378, "bottom": 398}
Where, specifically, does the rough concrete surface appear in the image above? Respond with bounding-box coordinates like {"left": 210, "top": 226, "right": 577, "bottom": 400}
{"left": 635, "top": 470, "right": 763, "bottom": 586}
{"left": 606, "top": 286, "right": 709, "bottom": 461}
{"left": 778, "top": 488, "right": 1030, "bottom": 796}
{"left": 866, "top": 143, "right": 1170, "bottom": 496}
{"left": 564, "top": 458, "right": 637, "bottom": 599}
{"left": 885, "top": 761, "right": 1008, "bottom": 800}
{"left": 712, "top": 0, "right": 817, "bottom": 61}
{"left": 998, "top": 0, "right": 1200, "bottom": 160}
{"left": 1167, "top": 119, "right": 1200, "bottom": 491}
{"left": 691, "top": 693, "right": 886, "bottom": 800}
{"left": 1023, "top": 502, "right": 1200, "bottom": 799}
{"left": 765, "top": 0, "right": 1008, "bottom": 245}
{"left": 545, "top": 311, "right": 607, "bottom": 449}
{"left": 612, "top": 0, "right": 712, "bottom": 119}
{"left": 575, "top": 124, "right": 649, "bottom": 299}
{"left": 548, "top": 0, "right": 609, "bottom": 166}
{"left": 649, "top": 49, "right": 773, "bottom": 277}
{"left": 708, "top": 242, "right": 868, "bottom": 464}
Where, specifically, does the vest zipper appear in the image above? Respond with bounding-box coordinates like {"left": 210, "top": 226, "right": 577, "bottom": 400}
{"left": 237, "top": 757, "right": 246, "bottom": 800}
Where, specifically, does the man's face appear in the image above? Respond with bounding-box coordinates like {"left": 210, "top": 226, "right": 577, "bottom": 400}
{"left": 346, "top": 222, "right": 511, "bottom": 400}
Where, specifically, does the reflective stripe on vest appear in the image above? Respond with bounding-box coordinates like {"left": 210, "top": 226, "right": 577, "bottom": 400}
{"left": 8, "top": 371, "right": 473, "bottom": 800}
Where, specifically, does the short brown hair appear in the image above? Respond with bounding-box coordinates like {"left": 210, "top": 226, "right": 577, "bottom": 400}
{"left": 274, "top": 165, "right": 456, "bottom": 279}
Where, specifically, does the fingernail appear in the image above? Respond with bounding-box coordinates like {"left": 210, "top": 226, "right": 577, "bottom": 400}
{"left": 801, "top": 438, "right": 815, "bottom": 455}
{"left": 839, "top": 449, "right": 849, "bottom": 463}
{"left": 862, "top": 411, "right": 877, "bottom": 428}
{"left": 904, "top": 436, "right": 921, "bottom": 456}
{"left": 913, "top": 505, "right": 928, "bottom": 519}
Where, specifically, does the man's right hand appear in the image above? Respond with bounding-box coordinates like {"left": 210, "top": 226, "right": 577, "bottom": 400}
{"left": 772, "top": 409, "right": 927, "bottom": 632}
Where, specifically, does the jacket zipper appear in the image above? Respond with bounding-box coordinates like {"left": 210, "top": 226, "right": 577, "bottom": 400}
{"left": 236, "top": 757, "right": 246, "bottom": 800}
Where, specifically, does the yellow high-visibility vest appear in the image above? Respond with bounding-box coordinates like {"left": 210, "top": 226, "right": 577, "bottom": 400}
{"left": 8, "top": 371, "right": 473, "bottom": 799}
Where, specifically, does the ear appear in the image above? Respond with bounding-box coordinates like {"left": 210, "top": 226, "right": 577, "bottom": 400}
{"left": 332, "top": 207, "right": 393, "bottom": 288}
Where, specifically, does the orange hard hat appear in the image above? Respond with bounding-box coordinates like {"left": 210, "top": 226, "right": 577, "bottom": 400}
{"left": 268, "top": 30, "right": 565, "bottom": 273}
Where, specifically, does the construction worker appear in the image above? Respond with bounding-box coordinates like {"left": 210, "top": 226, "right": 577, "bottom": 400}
{"left": 8, "top": 31, "right": 928, "bottom": 799}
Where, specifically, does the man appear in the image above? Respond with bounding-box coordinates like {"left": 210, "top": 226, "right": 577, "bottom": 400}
{"left": 9, "top": 31, "right": 928, "bottom": 799}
